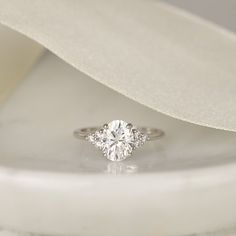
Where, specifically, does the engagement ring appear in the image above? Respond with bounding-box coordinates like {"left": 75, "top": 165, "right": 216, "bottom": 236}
{"left": 74, "top": 120, "right": 164, "bottom": 161}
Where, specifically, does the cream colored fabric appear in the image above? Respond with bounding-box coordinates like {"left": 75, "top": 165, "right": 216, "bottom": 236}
{"left": 0, "top": 25, "right": 44, "bottom": 103}
{"left": 0, "top": 0, "right": 236, "bottom": 131}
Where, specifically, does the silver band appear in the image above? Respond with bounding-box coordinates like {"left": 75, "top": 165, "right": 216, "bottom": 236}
{"left": 74, "top": 127, "right": 164, "bottom": 141}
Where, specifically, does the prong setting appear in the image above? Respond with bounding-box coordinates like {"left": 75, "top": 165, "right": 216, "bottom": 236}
{"left": 126, "top": 123, "right": 133, "bottom": 129}
{"left": 103, "top": 124, "right": 108, "bottom": 129}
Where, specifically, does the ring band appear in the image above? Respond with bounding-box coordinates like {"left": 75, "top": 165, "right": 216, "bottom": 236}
{"left": 74, "top": 127, "right": 164, "bottom": 141}
{"left": 74, "top": 120, "right": 164, "bottom": 161}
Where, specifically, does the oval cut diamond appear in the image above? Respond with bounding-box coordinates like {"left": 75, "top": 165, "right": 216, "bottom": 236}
{"left": 103, "top": 120, "right": 133, "bottom": 161}
{"left": 87, "top": 120, "right": 147, "bottom": 161}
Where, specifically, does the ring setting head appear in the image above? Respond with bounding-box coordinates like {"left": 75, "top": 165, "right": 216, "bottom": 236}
{"left": 87, "top": 120, "right": 147, "bottom": 161}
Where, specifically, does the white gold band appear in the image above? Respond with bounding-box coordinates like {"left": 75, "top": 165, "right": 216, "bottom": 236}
{"left": 74, "top": 127, "right": 164, "bottom": 141}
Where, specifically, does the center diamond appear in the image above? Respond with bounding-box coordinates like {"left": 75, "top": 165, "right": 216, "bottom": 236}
{"left": 103, "top": 120, "right": 134, "bottom": 161}
{"left": 87, "top": 120, "right": 147, "bottom": 161}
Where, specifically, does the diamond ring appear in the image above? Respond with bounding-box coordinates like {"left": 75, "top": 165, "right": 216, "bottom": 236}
{"left": 74, "top": 120, "right": 164, "bottom": 161}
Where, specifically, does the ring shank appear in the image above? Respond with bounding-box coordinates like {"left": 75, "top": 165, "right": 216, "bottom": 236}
{"left": 137, "top": 127, "right": 164, "bottom": 141}
{"left": 74, "top": 127, "right": 164, "bottom": 141}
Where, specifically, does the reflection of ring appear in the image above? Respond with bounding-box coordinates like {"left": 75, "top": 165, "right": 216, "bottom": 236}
{"left": 74, "top": 120, "right": 164, "bottom": 162}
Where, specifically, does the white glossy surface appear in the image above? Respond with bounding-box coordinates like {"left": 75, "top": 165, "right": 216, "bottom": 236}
{"left": 0, "top": 53, "right": 236, "bottom": 235}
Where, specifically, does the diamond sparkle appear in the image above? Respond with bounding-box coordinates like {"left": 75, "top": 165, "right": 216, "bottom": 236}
{"left": 87, "top": 120, "right": 147, "bottom": 161}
